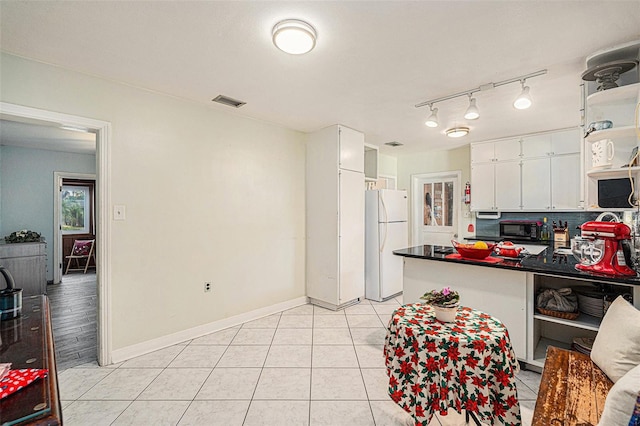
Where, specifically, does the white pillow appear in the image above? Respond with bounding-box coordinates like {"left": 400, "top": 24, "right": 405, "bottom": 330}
{"left": 590, "top": 296, "right": 640, "bottom": 382}
{"left": 598, "top": 364, "right": 640, "bottom": 426}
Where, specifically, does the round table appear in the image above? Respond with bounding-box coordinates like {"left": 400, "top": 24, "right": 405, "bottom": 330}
{"left": 384, "top": 304, "right": 521, "bottom": 426}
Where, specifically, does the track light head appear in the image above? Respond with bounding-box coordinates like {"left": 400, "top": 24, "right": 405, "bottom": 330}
{"left": 464, "top": 96, "right": 480, "bottom": 120}
{"left": 513, "top": 81, "right": 532, "bottom": 110}
{"left": 425, "top": 106, "right": 439, "bottom": 128}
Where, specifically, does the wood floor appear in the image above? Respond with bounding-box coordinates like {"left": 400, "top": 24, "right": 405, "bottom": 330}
{"left": 47, "top": 272, "right": 97, "bottom": 372}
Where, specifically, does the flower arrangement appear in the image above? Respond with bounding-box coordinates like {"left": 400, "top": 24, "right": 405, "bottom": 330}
{"left": 420, "top": 286, "right": 460, "bottom": 308}
{"left": 4, "top": 230, "right": 42, "bottom": 244}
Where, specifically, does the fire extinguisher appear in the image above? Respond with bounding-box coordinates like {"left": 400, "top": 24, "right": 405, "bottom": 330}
{"left": 464, "top": 181, "right": 471, "bottom": 204}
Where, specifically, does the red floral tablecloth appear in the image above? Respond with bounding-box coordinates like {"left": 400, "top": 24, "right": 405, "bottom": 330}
{"left": 384, "top": 304, "right": 521, "bottom": 425}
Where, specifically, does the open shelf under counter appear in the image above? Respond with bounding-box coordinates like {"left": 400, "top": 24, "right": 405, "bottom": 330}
{"left": 585, "top": 125, "right": 639, "bottom": 143}
{"left": 533, "top": 311, "right": 600, "bottom": 332}
{"left": 586, "top": 82, "right": 640, "bottom": 106}
{"left": 531, "top": 337, "right": 572, "bottom": 368}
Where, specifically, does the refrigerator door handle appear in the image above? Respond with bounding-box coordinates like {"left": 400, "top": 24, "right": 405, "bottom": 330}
{"left": 380, "top": 221, "right": 387, "bottom": 253}
{"left": 380, "top": 194, "right": 388, "bottom": 224}
{"left": 380, "top": 194, "right": 388, "bottom": 253}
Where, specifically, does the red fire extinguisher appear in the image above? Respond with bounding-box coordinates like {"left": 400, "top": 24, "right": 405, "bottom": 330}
{"left": 464, "top": 181, "right": 471, "bottom": 204}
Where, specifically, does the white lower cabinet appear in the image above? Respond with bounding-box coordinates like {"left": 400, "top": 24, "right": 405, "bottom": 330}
{"left": 401, "top": 257, "right": 640, "bottom": 368}
{"left": 403, "top": 258, "right": 528, "bottom": 359}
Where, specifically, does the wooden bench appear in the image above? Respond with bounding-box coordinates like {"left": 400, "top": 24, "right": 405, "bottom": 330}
{"left": 532, "top": 346, "right": 614, "bottom": 426}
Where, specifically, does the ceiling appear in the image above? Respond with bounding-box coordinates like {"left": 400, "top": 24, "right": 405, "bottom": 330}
{"left": 0, "top": 119, "right": 96, "bottom": 154}
{"left": 1, "top": 1, "right": 639, "bottom": 155}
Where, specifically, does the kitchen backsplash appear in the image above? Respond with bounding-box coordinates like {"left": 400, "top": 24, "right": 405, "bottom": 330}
{"left": 475, "top": 211, "right": 608, "bottom": 240}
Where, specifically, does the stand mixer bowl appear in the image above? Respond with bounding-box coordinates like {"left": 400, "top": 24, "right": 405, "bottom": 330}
{"left": 571, "top": 237, "right": 605, "bottom": 266}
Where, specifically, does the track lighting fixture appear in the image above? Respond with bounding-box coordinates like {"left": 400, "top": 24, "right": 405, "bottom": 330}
{"left": 425, "top": 105, "right": 439, "bottom": 128}
{"left": 513, "top": 80, "right": 532, "bottom": 110}
{"left": 415, "top": 69, "right": 546, "bottom": 136}
{"left": 464, "top": 95, "right": 479, "bottom": 120}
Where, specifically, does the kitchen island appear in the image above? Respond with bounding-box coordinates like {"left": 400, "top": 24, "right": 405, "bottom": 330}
{"left": 394, "top": 244, "right": 640, "bottom": 368}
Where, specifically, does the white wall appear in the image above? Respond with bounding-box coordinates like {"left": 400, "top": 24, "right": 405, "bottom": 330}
{"left": 396, "top": 145, "right": 474, "bottom": 242}
{"left": 0, "top": 146, "right": 96, "bottom": 281}
{"left": 378, "top": 153, "right": 397, "bottom": 177}
{"left": 0, "top": 53, "right": 306, "bottom": 351}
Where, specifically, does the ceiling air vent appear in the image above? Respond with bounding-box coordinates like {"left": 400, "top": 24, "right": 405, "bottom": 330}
{"left": 212, "top": 95, "right": 246, "bottom": 108}
{"left": 385, "top": 141, "right": 403, "bottom": 147}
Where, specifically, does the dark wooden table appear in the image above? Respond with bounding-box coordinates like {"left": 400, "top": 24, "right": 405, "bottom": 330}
{"left": 1, "top": 295, "right": 62, "bottom": 425}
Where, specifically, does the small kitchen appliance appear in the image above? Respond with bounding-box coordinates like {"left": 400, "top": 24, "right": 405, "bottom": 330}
{"left": 572, "top": 221, "right": 636, "bottom": 276}
{"left": 499, "top": 220, "right": 542, "bottom": 242}
{"left": 0, "top": 266, "right": 22, "bottom": 321}
{"left": 494, "top": 241, "right": 526, "bottom": 258}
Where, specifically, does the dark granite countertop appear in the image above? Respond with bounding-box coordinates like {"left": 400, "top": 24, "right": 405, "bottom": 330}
{"left": 394, "top": 244, "right": 640, "bottom": 286}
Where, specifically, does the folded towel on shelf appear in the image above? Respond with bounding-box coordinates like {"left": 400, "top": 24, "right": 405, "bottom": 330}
{"left": 536, "top": 288, "right": 578, "bottom": 313}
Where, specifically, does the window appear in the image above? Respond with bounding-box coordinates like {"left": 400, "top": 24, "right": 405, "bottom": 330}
{"left": 61, "top": 185, "right": 91, "bottom": 234}
{"left": 423, "top": 180, "right": 454, "bottom": 227}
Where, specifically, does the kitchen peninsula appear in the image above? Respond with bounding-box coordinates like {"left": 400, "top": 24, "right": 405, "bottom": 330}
{"left": 394, "top": 244, "right": 640, "bottom": 368}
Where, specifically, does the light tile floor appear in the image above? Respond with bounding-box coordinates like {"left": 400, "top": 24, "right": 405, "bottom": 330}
{"left": 58, "top": 296, "right": 540, "bottom": 425}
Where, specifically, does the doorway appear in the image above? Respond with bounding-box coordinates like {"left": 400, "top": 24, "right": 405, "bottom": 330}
{"left": 54, "top": 174, "right": 97, "bottom": 283}
{"left": 0, "top": 101, "right": 112, "bottom": 366}
{"left": 411, "top": 171, "right": 462, "bottom": 246}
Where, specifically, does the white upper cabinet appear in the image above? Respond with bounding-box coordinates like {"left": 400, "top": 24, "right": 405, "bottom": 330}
{"left": 339, "top": 125, "right": 365, "bottom": 173}
{"left": 552, "top": 155, "right": 581, "bottom": 210}
{"left": 471, "top": 139, "right": 520, "bottom": 163}
{"left": 470, "top": 160, "right": 521, "bottom": 211}
{"left": 494, "top": 161, "right": 522, "bottom": 210}
{"left": 552, "top": 129, "right": 582, "bottom": 155}
{"left": 471, "top": 128, "right": 583, "bottom": 211}
{"left": 521, "top": 130, "right": 580, "bottom": 158}
{"left": 470, "top": 163, "right": 497, "bottom": 211}
{"left": 493, "top": 139, "right": 522, "bottom": 161}
{"left": 470, "top": 143, "right": 495, "bottom": 163}
{"left": 521, "top": 157, "right": 552, "bottom": 210}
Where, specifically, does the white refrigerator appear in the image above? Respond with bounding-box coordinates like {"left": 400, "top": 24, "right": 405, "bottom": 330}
{"left": 365, "top": 189, "right": 408, "bottom": 301}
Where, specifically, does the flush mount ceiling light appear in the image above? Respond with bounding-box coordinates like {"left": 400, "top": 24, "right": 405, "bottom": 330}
{"left": 446, "top": 127, "right": 470, "bottom": 138}
{"left": 424, "top": 105, "right": 439, "bottom": 128}
{"left": 415, "top": 69, "right": 546, "bottom": 131}
{"left": 272, "top": 19, "right": 317, "bottom": 55}
{"left": 464, "top": 95, "right": 480, "bottom": 120}
{"left": 513, "top": 80, "right": 532, "bottom": 110}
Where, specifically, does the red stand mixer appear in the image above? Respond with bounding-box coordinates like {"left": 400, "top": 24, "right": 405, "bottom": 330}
{"left": 572, "top": 221, "right": 636, "bottom": 276}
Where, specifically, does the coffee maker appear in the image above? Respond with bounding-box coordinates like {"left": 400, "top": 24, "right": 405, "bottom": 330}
{"left": 572, "top": 221, "right": 636, "bottom": 276}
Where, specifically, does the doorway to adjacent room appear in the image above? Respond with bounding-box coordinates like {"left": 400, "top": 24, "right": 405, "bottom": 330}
{"left": 411, "top": 171, "right": 461, "bottom": 246}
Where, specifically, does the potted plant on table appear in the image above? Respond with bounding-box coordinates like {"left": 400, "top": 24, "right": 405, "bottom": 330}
{"left": 420, "top": 286, "right": 460, "bottom": 322}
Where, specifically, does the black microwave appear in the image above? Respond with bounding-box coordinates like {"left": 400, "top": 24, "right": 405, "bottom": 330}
{"left": 499, "top": 220, "right": 542, "bottom": 241}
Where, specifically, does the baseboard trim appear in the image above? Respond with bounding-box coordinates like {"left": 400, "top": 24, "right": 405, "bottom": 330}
{"left": 111, "top": 296, "right": 308, "bottom": 364}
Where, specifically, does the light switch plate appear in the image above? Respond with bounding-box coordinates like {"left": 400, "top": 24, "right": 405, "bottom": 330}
{"left": 114, "top": 205, "right": 126, "bottom": 220}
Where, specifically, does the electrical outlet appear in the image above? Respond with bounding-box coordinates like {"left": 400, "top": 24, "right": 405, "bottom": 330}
{"left": 204, "top": 282, "right": 212, "bottom": 293}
